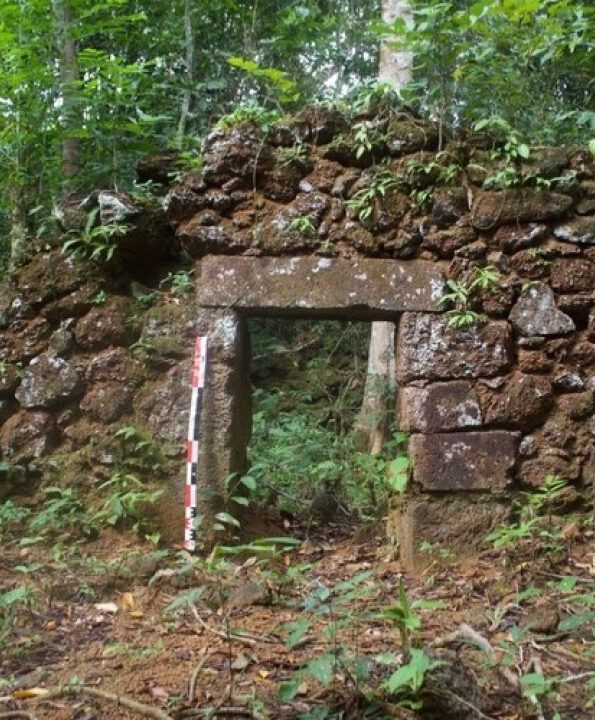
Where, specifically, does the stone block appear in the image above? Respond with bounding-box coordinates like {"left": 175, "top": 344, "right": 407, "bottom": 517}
{"left": 551, "top": 258, "right": 595, "bottom": 292}
{"left": 471, "top": 190, "right": 573, "bottom": 230}
{"left": 409, "top": 431, "right": 518, "bottom": 491}
{"left": 396, "top": 314, "right": 512, "bottom": 382}
{"left": 509, "top": 283, "right": 574, "bottom": 337}
{"left": 477, "top": 373, "right": 554, "bottom": 430}
{"left": 15, "top": 352, "right": 85, "bottom": 409}
{"left": 387, "top": 495, "right": 511, "bottom": 574}
{"left": 399, "top": 382, "right": 482, "bottom": 433}
{"left": 197, "top": 257, "right": 445, "bottom": 317}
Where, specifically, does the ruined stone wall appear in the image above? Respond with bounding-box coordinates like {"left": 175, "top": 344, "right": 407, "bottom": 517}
{"left": 0, "top": 105, "right": 593, "bottom": 551}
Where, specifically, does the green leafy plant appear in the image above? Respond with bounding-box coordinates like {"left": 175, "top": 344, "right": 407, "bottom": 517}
{"left": 345, "top": 167, "right": 402, "bottom": 222}
{"left": 93, "top": 470, "right": 163, "bottom": 541}
{"left": 62, "top": 208, "right": 128, "bottom": 263}
{"left": 160, "top": 269, "right": 194, "bottom": 296}
{"left": 289, "top": 213, "right": 316, "bottom": 236}
{"left": 439, "top": 265, "right": 500, "bottom": 328}
{"left": 410, "top": 187, "right": 433, "bottom": 211}
{"left": 216, "top": 102, "right": 281, "bottom": 133}
{"left": 28, "top": 487, "right": 96, "bottom": 539}
{"left": 276, "top": 142, "right": 307, "bottom": 168}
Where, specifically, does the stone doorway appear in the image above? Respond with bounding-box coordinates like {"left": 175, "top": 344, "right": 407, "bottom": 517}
{"left": 192, "top": 255, "right": 444, "bottom": 534}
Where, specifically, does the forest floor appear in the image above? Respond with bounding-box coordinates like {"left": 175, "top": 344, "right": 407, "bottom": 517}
{"left": 0, "top": 511, "right": 594, "bottom": 720}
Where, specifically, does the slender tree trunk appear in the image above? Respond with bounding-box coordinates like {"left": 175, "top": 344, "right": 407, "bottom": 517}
{"left": 379, "top": 1, "right": 413, "bottom": 90}
{"left": 9, "top": 184, "right": 27, "bottom": 269}
{"left": 53, "top": 0, "right": 80, "bottom": 196}
{"left": 176, "top": 0, "right": 195, "bottom": 147}
{"left": 356, "top": 1, "right": 412, "bottom": 454}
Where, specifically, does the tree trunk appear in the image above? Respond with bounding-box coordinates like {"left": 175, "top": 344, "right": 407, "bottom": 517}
{"left": 9, "top": 184, "right": 27, "bottom": 270}
{"left": 379, "top": 1, "right": 413, "bottom": 90}
{"left": 356, "top": 1, "right": 412, "bottom": 454}
{"left": 176, "top": 0, "right": 195, "bottom": 147}
{"left": 53, "top": 0, "right": 80, "bottom": 195}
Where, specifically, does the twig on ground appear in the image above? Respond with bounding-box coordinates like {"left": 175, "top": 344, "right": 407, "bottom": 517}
{"left": 188, "top": 651, "right": 213, "bottom": 703}
{"left": 440, "top": 688, "right": 495, "bottom": 720}
{"left": 24, "top": 685, "right": 173, "bottom": 720}
{"left": 0, "top": 712, "right": 40, "bottom": 720}
{"left": 432, "top": 623, "right": 519, "bottom": 688}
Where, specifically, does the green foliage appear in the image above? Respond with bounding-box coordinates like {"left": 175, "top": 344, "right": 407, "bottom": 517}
{"left": 289, "top": 214, "right": 316, "bottom": 236}
{"left": 439, "top": 265, "right": 500, "bottom": 328}
{"left": 215, "top": 103, "right": 281, "bottom": 133}
{"left": 345, "top": 167, "right": 402, "bottom": 223}
{"left": 485, "top": 475, "right": 569, "bottom": 558}
{"left": 94, "top": 471, "right": 162, "bottom": 541}
{"left": 376, "top": 1, "right": 594, "bottom": 145}
{"left": 275, "top": 142, "right": 308, "bottom": 168}
{"left": 160, "top": 269, "right": 194, "bottom": 296}
{"left": 62, "top": 209, "right": 127, "bottom": 263}
{"left": 28, "top": 487, "right": 96, "bottom": 539}
{"left": 0, "top": 500, "right": 32, "bottom": 541}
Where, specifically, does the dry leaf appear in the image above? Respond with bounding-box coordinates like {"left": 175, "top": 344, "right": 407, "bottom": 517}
{"left": 121, "top": 592, "right": 135, "bottom": 611}
{"left": 258, "top": 669, "right": 270, "bottom": 678}
{"left": 129, "top": 610, "right": 145, "bottom": 618}
{"left": 13, "top": 687, "right": 50, "bottom": 699}
{"left": 94, "top": 602, "right": 118, "bottom": 613}
{"left": 231, "top": 652, "right": 251, "bottom": 670}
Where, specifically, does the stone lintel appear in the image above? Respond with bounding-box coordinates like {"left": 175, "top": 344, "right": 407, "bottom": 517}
{"left": 409, "top": 431, "right": 518, "bottom": 491}
{"left": 197, "top": 256, "right": 445, "bottom": 317}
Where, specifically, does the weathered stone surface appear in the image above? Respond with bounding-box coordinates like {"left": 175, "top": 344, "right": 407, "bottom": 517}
{"left": 80, "top": 383, "right": 133, "bottom": 423}
{"left": 202, "top": 125, "right": 274, "bottom": 184}
{"left": 477, "top": 373, "right": 553, "bottom": 430}
{"left": 15, "top": 353, "right": 84, "bottom": 409}
{"left": 0, "top": 410, "right": 58, "bottom": 461}
{"left": 409, "top": 431, "right": 518, "bottom": 491}
{"left": 491, "top": 223, "right": 548, "bottom": 253}
{"left": 553, "top": 216, "right": 595, "bottom": 245}
{"left": 431, "top": 189, "right": 468, "bottom": 229}
{"left": 198, "top": 257, "right": 445, "bottom": 316}
{"left": 176, "top": 219, "right": 247, "bottom": 258}
{"left": 85, "top": 347, "right": 139, "bottom": 384}
{"left": 0, "top": 364, "right": 20, "bottom": 396}
{"left": 509, "top": 283, "right": 575, "bottom": 336}
{"left": 0, "top": 398, "right": 14, "bottom": 424}
{"left": 518, "top": 350, "right": 553, "bottom": 374}
{"left": 386, "top": 116, "right": 438, "bottom": 156}
{"left": 396, "top": 314, "right": 512, "bottom": 382}
{"left": 49, "top": 324, "right": 74, "bottom": 356}
{"left": 98, "top": 190, "right": 138, "bottom": 225}
{"left": 74, "top": 296, "right": 137, "bottom": 350}
{"left": 40, "top": 282, "right": 102, "bottom": 321}
{"left": 387, "top": 495, "right": 510, "bottom": 573}
{"left": 471, "top": 190, "right": 573, "bottom": 230}
{"left": 557, "top": 390, "right": 594, "bottom": 420}
{"left": 399, "top": 382, "right": 482, "bottom": 433}
{"left": 551, "top": 258, "right": 595, "bottom": 292}
{"left": 553, "top": 371, "right": 584, "bottom": 392}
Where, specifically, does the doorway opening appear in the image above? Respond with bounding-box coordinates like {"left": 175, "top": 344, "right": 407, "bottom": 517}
{"left": 242, "top": 317, "right": 404, "bottom": 531}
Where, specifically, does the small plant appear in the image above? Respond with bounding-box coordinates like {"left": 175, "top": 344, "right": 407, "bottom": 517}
{"left": 216, "top": 103, "right": 281, "bottom": 133}
{"left": 28, "top": 487, "right": 96, "bottom": 539}
{"left": 0, "top": 584, "right": 37, "bottom": 648}
{"left": 410, "top": 188, "right": 433, "bottom": 211}
{"left": 93, "top": 470, "right": 163, "bottom": 541}
{"left": 132, "top": 285, "right": 157, "bottom": 309}
{"left": 160, "top": 269, "right": 194, "bottom": 296}
{"left": 62, "top": 208, "right": 128, "bottom": 263}
{"left": 345, "top": 167, "right": 402, "bottom": 222}
{"left": 346, "top": 80, "right": 400, "bottom": 117}
{"left": 485, "top": 475, "right": 569, "bottom": 560}
{"left": 289, "top": 213, "right": 316, "bottom": 236}
{"left": 0, "top": 500, "right": 32, "bottom": 541}
{"left": 276, "top": 142, "right": 307, "bottom": 168}
{"left": 91, "top": 289, "right": 108, "bottom": 305}
{"left": 439, "top": 265, "right": 500, "bottom": 328}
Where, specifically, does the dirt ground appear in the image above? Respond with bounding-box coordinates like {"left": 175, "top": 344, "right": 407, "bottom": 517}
{"left": 0, "top": 512, "right": 594, "bottom": 720}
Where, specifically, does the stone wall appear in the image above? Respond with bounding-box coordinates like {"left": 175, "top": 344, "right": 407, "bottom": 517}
{"left": 0, "top": 104, "right": 593, "bottom": 559}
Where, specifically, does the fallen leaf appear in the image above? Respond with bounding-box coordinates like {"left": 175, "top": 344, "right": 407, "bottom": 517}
{"left": 129, "top": 610, "right": 145, "bottom": 618}
{"left": 121, "top": 592, "right": 135, "bottom": 611}
{"left": 231, "top": 652, "right": 251, "bottom": 670}
{"left": 150, "top": 686, "right": 169, "bottom": 704}
{"left": 13, "top": 687, "right": 50, "bottom": 699}
{"left": 258, "top": 669, "right": 270, "bottom": 678}
{"left": 94, "top": 602, "right": 118, "bottom": 614}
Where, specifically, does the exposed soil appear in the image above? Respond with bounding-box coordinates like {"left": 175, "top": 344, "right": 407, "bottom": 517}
{"left": 0, "top": 512, "right": 594, "bottom": 720}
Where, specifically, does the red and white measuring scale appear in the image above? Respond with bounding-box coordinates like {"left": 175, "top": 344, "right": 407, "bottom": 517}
{"left": 184, "top": 336, "right": 208, "bottom": 551}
